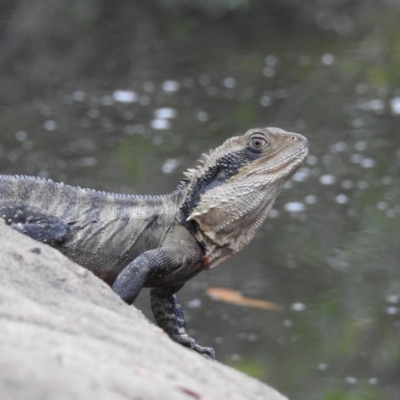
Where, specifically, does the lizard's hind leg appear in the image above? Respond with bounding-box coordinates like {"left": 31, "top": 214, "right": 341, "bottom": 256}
{"left": 0, "top": 201, "right": 70, "bottom": 245}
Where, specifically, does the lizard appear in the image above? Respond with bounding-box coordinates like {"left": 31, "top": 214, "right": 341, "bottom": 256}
{"left": 0, "top": 127, "right": 308, "bottom": 359}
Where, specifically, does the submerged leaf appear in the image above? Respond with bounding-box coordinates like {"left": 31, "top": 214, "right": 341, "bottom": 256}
{"left": 206, "top": 287, "right": 283, "bottom": 311}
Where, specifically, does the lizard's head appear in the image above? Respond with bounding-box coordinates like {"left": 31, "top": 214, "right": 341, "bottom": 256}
{"left": 180, "top": 127, "right": 308, "bottom": 267}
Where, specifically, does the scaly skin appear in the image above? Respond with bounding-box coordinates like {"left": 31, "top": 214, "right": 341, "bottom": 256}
{"left": 0, "top": 127, "right": 308, "bottom": 359}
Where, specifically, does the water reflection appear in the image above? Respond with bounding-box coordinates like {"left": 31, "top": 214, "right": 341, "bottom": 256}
{"left": 1, "top": 1, "right": 400, "bottom": 399}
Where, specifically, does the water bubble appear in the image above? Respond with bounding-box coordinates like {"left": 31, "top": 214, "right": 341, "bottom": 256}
{"left": 319, "top": 175, "right": 336, "bottom": 185}
{"left": 151, "top": 119, "right": 170, "bottom": 130}
{"left": 368, "top": 378, "right": 378, "bottom": 385}
{"left": 259, "top": 96, "right": 272, "bottom": 107}
{"left": 355, "top": 141, "right": 367, "bottom": 151}
{"left": 385, "top": 295, "right": 399, "bottom": 304}
{"left": 368, "top": 99, "right": 384, "bottom": 112}
{"left": 196, "top": 111, "right": 209, "bottom": 122}
{"left": 390, "top": 97, "right": 400, "bottom": 114}
{"left": 265, "top": 55, "right": 277, "bottom": 66}
{"left": 386, "top": 306, "right": 399, "bottom": 315}
{"left": 350, "top": 153, "right": 363, "bottom": 163}
{"left": 292, "top": 167, "right": 310, "bottom": 182}
{"left": 268, "top": 209, "right": 280, "bottom": 218}
{"left": 341, "top": 180, "right": 354, "bottom": 189}
{"left": 187, "top": 299, "right": 202, "bottom": 308}
{"left": 345, "top": 376, "right": 358, "bottom": 384}
{"left": 307, "top": 155, "right": 318, "bottom": 165}
{"left": 283, "top": 320, "right": 292, "bottom": 327}
{"left": 162, "top": 80, "right": 180, "bottom": 93}
{"left": 15, "top": 131, "right": 27, "bottom": 141}
{"left": 223, "top": 77, "right": 236, "bottom": 88}
{"left": 112, "top": 90, "right": 137, "bottom": 103}
{"left": 321, "top": 53, "right": 335, "bottom": 65}
{"left": 44, "top": 120, "right": 56, "bottom": 131}
{"left": 154, "top": 108, "right": 177, "bottom": 119}
{"left": 73, "top": 91, "right": 85, "bottom": 101}
{"left": 291, "top": 302, "right": 306, "bottom": 311}
{"left": 332, "top": 141, "right": 347, "bottom": 152}
{"left": 305, "top": 194, "right": 317, "bottom": 204}
{"left": 336, "top": 194, "right": 348, "bottom": 204}
{"left": 263, "top": 66, "right": 275, "bottom": 77}
{"left": 318, "top": 363, "right": 328, "bottom": 371}
{"left": 162, "top": 158, "right": 180, "bottom": 174}
{"left": 361, "top": 158, "right": 375, "bottom": 168}
{"left": 376, "top": 201, "right": 388, "bottom": 210}
{"left": 284, "top": 202, "right": 306, "bottom": 212}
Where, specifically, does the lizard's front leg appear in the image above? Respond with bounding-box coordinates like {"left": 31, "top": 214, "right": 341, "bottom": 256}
{"left": 151, "top": 285, "right": 215, "bottom": 360}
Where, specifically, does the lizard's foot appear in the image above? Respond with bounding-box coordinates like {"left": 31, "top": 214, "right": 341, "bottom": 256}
{"left": 172, "top": 333, "right": 215, "bottom": 360}
{"left": 192, "top": 343, "right": 215, "bottom": 360}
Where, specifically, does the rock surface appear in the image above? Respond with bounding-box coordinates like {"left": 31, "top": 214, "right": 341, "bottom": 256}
{"left": 0, "top": 222, "right": 288, "bottom": 400}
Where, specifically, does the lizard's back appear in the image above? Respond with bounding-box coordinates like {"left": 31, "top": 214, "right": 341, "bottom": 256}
{"left": 0, "top": 175, "right": 177, "bottom": 284}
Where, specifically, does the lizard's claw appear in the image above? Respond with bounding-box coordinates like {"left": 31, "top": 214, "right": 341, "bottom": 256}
{"left": 192, "top": 343, "right": 216, "bottom": 360}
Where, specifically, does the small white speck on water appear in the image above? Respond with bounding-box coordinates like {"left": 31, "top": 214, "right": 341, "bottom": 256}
{"left": 223, "top": 77, "right": 236, "bottom": 88}
{"left": 151, "top": 119, "right": 170, "bottom": 130}
{"left": 44, "top": 120, "right": 56, "bottom": 131}
{"left": 291, "top": 302, "right": 306, "bottom": 311}
{"left": 187, "top": 299, "right": 202, "bottom": 308}
{"left": 284, "top": 202, "right": 306, "bottom": 212}
{"left": 154, "top": 108, "right": 177, "bottom": 119}
{"left": 385, "top": 295, "right": 399, "bottom": 304}
{"left": 162, "top": 80, "right": 180, "bottom": 93}
{"left": 321, "top": 53, "right": 335, "bottom": 65}
{"left": 361, "top": 158, "right": 375, "bottom": 168}
{"left": 15, "top": 131, "right": 27, "bottom": 141}
{"left": 345, "top": 376, "right": 358, "bottom": 385}
{"left": 319, "top": 175, "right": 336, "bottom": 185}
{"left": 336, "top": 194, "right": 348, "bottom": 204}
{"left": 390, "top": 97, "right": 400, "bottom": 114}
{"left": 112, "top": 90, "right": 137, "bottom": 103}
{"left": 162, "top": 158, "right": 180, "bottom": 174}
{"left": 386, "top": 306, "right": 399, "bottom": 315}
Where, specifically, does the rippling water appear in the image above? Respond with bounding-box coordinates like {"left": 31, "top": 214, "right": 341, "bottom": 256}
{"left": 1, "top": 2, "right": 400, "bottom": 399}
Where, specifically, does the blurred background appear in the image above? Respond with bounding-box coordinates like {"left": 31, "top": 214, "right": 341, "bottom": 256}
{"left": 1, "top": 1, "right": 400, "bottom": 399}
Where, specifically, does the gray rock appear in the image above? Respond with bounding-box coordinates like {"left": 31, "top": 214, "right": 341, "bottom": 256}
{"left": 0, "top": 222, "right": 288, "bottom": 400}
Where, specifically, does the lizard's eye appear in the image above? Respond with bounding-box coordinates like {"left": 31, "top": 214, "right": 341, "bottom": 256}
{"left": 249, "top": 136, "right": 268, "bottom": 151}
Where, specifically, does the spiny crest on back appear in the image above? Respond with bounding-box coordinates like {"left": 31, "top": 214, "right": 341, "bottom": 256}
{"left": 181, "top": 136, "right": 241, "bottom": 184}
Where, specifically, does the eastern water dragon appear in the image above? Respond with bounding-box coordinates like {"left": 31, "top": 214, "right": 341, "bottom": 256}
{"left": 0, "top": 127, "right": 308, "bottom": 359}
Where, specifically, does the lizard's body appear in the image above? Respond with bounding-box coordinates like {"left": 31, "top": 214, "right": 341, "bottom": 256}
{"left": 0, "top": 127, "right": 308, "bottom": 358}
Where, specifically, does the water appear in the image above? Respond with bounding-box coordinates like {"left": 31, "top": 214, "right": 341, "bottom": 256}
{"left": 1, "top": 2, "right": 400, "bottom": 399}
